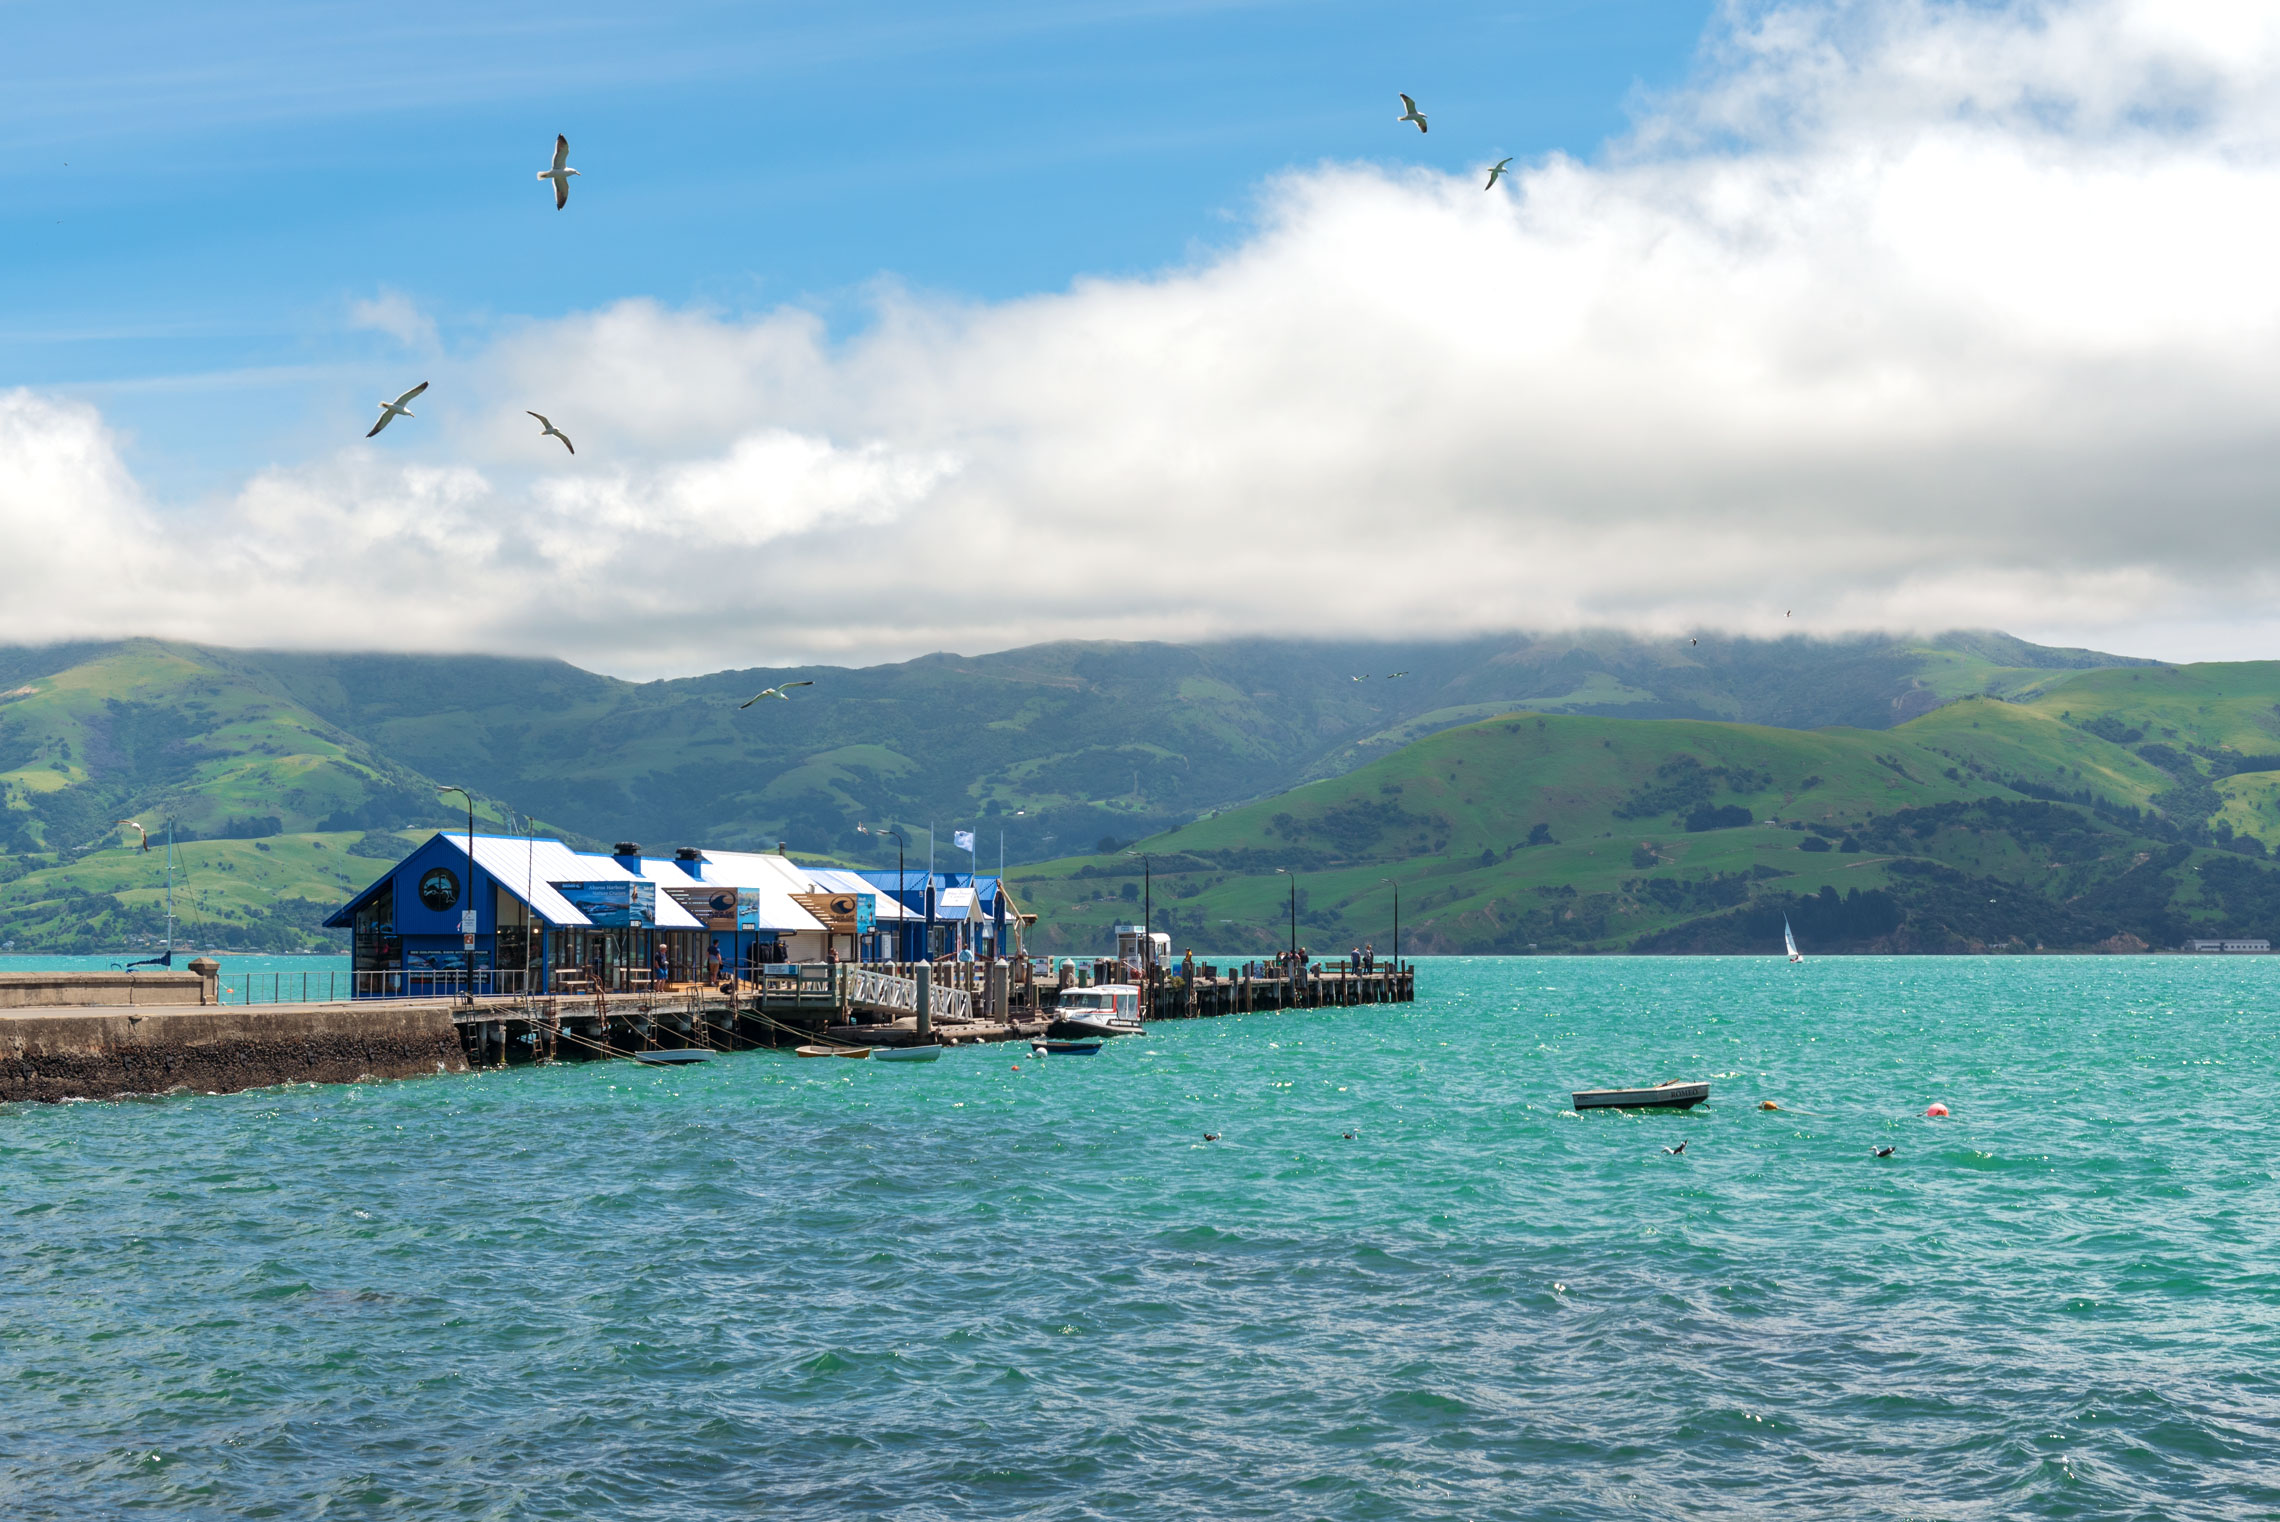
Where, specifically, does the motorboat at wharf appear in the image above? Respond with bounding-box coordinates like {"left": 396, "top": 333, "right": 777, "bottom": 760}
{"left": 1050, "top": 984, "right": 1145, "bottom": 1038}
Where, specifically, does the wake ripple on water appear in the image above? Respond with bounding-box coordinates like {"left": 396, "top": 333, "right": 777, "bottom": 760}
{"left": 3, "top": 955, "right": 2280, "bottom": 1519}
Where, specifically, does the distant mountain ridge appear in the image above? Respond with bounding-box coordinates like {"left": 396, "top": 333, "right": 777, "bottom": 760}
{"left": 0, "top": 627, "right": 2172, "bottom": 951}
{"left": 0, "top": 627, "right": 2152, "bottom": 858}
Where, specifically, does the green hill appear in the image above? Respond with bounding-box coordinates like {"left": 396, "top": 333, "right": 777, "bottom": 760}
{"left": 1012, "top": 663, "right": 2280, "bottom": 957}
{"left": 0, "top": 628, "right": 2184, "bottom": 952}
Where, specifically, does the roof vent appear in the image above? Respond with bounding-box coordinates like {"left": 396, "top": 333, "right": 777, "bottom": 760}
{"left": 613, "top": 842, "right": 641, "bottom": 857}
{"left": 674, "top": 846, "right": 702, "bottom": 861}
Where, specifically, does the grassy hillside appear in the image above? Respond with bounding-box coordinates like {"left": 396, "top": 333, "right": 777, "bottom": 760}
{"left": 1013, "top": 663, "right": 2280, "bottom": 957}
{"left": 0, "top": 629, "right": 2178, "bottom": 952}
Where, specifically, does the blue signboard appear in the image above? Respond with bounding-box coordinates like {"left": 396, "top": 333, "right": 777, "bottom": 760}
{"left": 553, "top": 879, "right": 656, "bottom": 928}
{"left": 854, "top": 893, "right": 875, "bottom": 934}
{"left": 666, "top": 885, "right": 758, "bottom": 931}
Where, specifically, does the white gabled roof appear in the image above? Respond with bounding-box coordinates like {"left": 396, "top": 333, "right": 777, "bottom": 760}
{"left": 802, "top": 866, "right": 913, "bottom": 920}
{"left": 452, "top": 836, "right": 704, "bottom": 930}
{"left": 460, "top": 834, "right": 622, "bottom": 927}
{"left": 625, "top": 856, "right": 708, "bottom": 930}
{"left": 683, "top": 851, "right": 828, "bottom": 934}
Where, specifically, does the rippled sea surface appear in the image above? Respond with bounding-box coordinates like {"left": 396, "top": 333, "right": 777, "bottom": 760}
{"left": 7, "top": 956, "right": 2280, "bottom": 1519}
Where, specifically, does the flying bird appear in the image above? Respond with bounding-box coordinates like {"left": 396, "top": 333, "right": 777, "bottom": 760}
{"left": 1873, "top": 1146, "right": 1895, "bottom": 1157}
{"left": 1397, "top": 93, "right": 1427, "bottom": 132}
{"left": 1351, "top": 674, "right": 1369, "bottom": 682}
{"left": 1386, "top": 671, "right": 1408, "bottom": 679}
{"left": 115, "top": 820, "right": 149, "bottom": 853}
{"left": 526, "top": 412, "right": 575, "bottom": 455}
{"left": 738, "top": 681, "right": 814, "bottom": 708}
{"left": 538, "top": 133, "right": 579, "bottom": 209}
{"left": 1689, "top": 638, "right": 1698, "bottom": 646}
{"left": 1663, "top": 1140, "right": 1687, "bottom": 1155}
{"left": 366, "top": 381, "right": 427, "bottom": 438}
{"left": 1484, "top": 156, "right": 1512, "bottom": 190}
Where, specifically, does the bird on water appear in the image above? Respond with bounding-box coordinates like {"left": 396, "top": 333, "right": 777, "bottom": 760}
{"left": 538, "top": 134, "right": 579, "bottom": 208}
{"left": 1203, "top": 1133, "right": 1220, "bottom": 1142}
{"left": 1397, "top": 93, "right": 1427, "bottom": 132}
{"left": 739, "top": 681, "right": 814, "bottom": 708}
{"left": 1485, "top": 156, "right": 1512, "bottom": 190}
{"left": 1663, "top": 1140, "right": 1686, "bottom": 1155}
{"left": 367, "top": 381, "right": 427, "bottom": 437}
{"left": 1874, "top": 1146, "right": 1895, "bottom": 1157}
{"left": 526, "top": 412, "right": 575, "bottom": 454}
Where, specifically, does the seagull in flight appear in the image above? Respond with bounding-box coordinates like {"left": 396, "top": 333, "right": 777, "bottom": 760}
{"left": 738, "top": 680, "right": 814, "bottom": 708}
{"left": 538, "top": 134, "right": 579, "bottom": 209}
{"left": 115, "top": 820, "right": 149, "bottom": 853}
{"left": 1351, "top": 674, "right": 1370, "bottom": 682}
{"left": 526, "top": 412, "right": 575, "bottom": 455}
{"left": 366, "top": 381, "right": 427, "bottom": 437}
{"left": 1663, "top": 1140, "right": 1687, "bottom": 1155}
{"left": 1397, "top": 93, "right": 1428, "bottom": 133}
{"left": 1485, "top": 156, "right": 1513, "bottom": 190}
{"left": 1386, "top": 671, "right": 1408, "bottom": 679}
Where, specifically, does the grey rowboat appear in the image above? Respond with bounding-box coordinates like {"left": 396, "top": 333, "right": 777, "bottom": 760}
{"left": 1572, "top": 1080, "right": 1709, "bottom": 1111}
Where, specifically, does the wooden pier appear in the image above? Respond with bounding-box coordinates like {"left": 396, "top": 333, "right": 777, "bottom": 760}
{"left": 444, "top": 958, "right": 1416, "bottom": 1067}
{"left": 0, "top": 958, "right": 1416, "bottom": 1100}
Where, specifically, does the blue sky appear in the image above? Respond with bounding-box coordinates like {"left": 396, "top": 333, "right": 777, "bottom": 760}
{"left": 4, "top": 1, "right": 2274, "bottom": 676}
{"left": 0, "top": 0, "right": 1712, "bottom": 487}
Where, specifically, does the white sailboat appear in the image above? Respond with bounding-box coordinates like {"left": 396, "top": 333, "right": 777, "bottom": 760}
{"left": 1783, "top": 915, "right": 1803, "bottom": 964}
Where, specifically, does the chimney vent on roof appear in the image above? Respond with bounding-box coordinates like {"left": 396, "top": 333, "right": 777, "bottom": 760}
{"left": 777, "top": 841, "right": 789, "bottom": 856}
{"left": 613, "top": 842, "right": 641, "bottom": 857}
{"left": 674, "top": 846, "right": 702, "bottom": 861}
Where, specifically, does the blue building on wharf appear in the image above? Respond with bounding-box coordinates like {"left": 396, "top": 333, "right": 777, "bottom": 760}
{"left": 324, "top": 831, "right": 1022, "bottom": 997}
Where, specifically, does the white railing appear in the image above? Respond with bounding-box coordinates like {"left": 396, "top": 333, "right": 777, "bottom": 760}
{"left": 845, "top": 967, "right": 974, "bottom": 1022}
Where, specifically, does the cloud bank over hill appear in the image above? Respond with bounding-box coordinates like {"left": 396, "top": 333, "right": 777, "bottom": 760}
{"left": 7, "top": 0, "right": 2280, "bottom": 677}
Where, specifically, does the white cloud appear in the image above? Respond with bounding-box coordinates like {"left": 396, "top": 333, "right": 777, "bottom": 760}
{"left": 7, "top": 0, "right": 2280, "bottom": 675}
{"left": 346, "top": 289, "right": 441, "bottom": 354}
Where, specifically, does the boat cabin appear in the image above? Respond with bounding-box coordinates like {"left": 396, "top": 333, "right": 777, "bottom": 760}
{"left": 1057, "top": 985, "right": 1142, "bottom": 1020}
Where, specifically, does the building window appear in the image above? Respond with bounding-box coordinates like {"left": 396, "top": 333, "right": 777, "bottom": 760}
{"left": 354, "top": 882, "right": 398, "bottom": 976}
{"left": 417, "top": 867, "right": 460, "bottom": 911}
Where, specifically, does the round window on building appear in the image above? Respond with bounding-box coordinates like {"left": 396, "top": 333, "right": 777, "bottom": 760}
{"left": 417, "top": 866, "right": 460, "bottom": 911}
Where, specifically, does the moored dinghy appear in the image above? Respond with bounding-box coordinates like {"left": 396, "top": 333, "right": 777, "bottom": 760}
{"left": 1572, "top": 1079, "right": 1710, "bottom": 1111}
{"left": 873, "top": 1045, "right": 943, "bottom": 1062}
{"left": 633, "top": 1048, "right": 713, "bottom": 1066}
{"left": 795, "top": 1045, "right": 839, "bottom": 1058}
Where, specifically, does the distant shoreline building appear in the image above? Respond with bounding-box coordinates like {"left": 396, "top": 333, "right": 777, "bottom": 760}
{"left": 2181, "top": 938, "right": 2271, "bottom": 953}
{"left": 323, "top": 833, "right": 1019, "bottom": 997}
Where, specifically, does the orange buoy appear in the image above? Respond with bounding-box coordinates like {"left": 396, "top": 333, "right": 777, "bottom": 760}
{"left": 1925, "top": 1102, "right": 1949, "bottom": 1117}
{"left": 1759, "top": 1100, "right": 1779, "bottom": 1111}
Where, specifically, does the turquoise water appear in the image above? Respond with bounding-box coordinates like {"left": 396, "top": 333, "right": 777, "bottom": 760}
{"left": 5, "top": 955, "right": 2277, "bottom": 1519}
{"left": 0, "top": 953, "right": 353, "bottom": 1004}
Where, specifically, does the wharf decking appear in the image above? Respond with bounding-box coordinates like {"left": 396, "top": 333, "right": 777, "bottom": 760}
{"left": 449, "top": 960, "right": 1413, "bottom": 1065}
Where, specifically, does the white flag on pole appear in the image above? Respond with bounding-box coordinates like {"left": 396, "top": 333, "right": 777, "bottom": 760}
{"left": 954, "top": 829, "right": 976, "bottom": 852}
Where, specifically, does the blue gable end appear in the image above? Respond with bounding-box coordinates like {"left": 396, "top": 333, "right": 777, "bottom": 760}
{"left": 323, "top": 833, "right": 496, "bottom": 935}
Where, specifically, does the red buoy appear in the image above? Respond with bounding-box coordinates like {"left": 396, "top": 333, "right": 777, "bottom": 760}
{"left": 1925, "top": 1102, "right": 1949, "bottom": 1117}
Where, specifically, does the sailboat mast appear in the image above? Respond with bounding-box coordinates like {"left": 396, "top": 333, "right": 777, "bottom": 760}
{"left": 165, "top": 820, "right": 175, "bottom": 953}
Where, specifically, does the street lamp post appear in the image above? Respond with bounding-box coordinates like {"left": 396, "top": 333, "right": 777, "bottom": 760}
{"left": 438, "top": 786, "right": 476, "bottom": 1005}
{"left": 1378, "top": 877, "right": 1400, "bottom": 974}
{"left": 1275, "top": 867, "right": 1296, "bottom": 965}
{"left": 861, "top": 824, "right": 907, "bottom": 963}
{"left": 1125, "top": 851, "right": 1153, "bottom": 977}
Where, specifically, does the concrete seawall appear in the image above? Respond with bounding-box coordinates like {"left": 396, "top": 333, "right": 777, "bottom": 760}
{"left": 0, "top": 1004, "right": 469, "bottom": 1104}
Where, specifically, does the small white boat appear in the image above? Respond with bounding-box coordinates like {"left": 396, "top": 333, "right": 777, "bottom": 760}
{"left": 1784, "top": 916, "right": 1803, "bottom": 964}
{"left": 795, "top": 1045, "right": 838, "bottom": 1058}
{"left": 1573, "top": 1080, "right": 1710, "bottom": 1111}
{"left": 1052, "top": 984, "right": 1144, "bottom": 1038}
{"left": 873, "top": 1045, "right": 943, "bottom": 1062}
